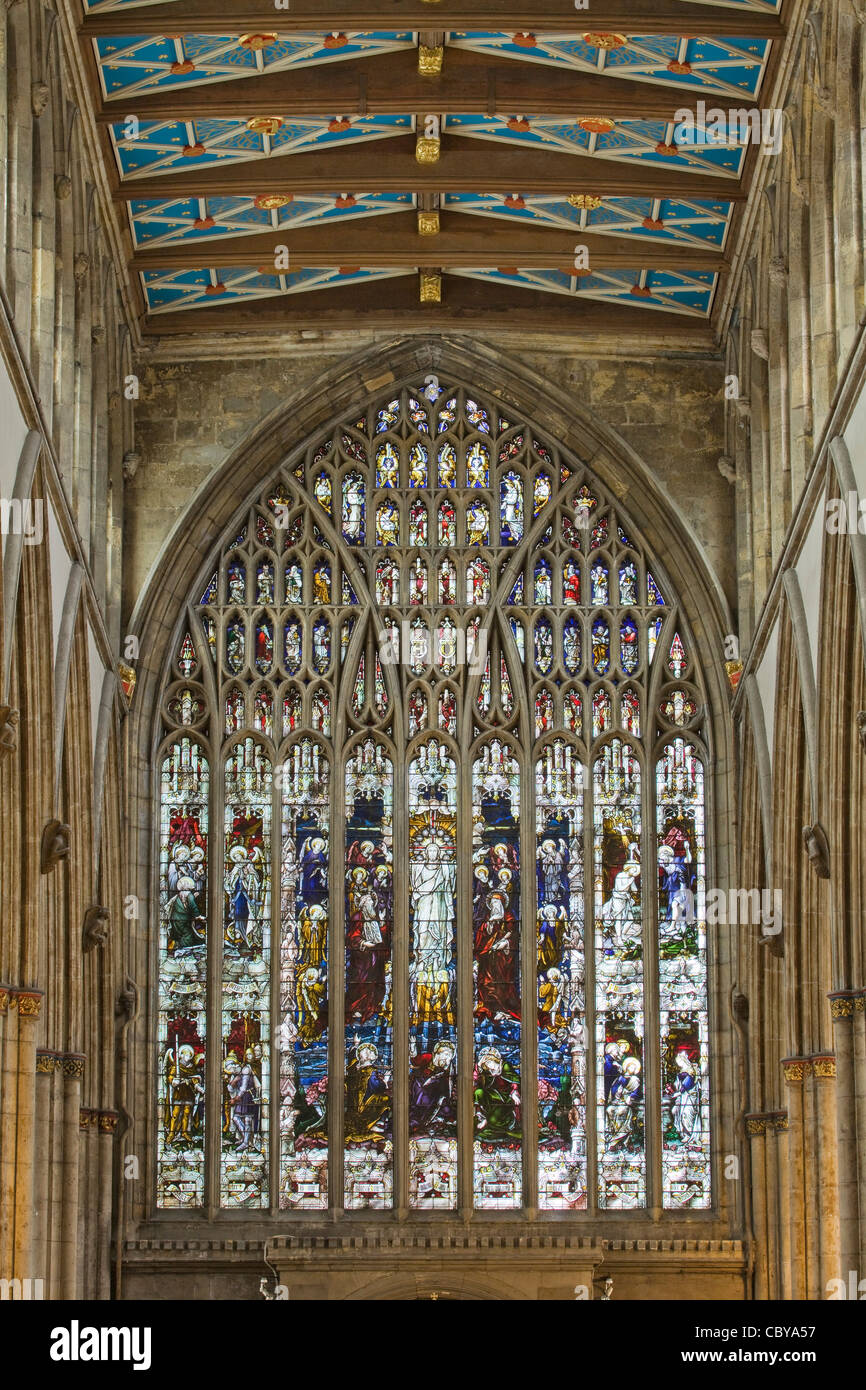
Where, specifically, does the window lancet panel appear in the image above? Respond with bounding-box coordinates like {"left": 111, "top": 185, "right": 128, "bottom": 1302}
{"left": 154, "top": 380, "right": 713, "bottom": 1217}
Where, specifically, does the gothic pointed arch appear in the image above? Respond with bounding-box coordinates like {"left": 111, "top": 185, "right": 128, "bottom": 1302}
{"left": 147, "top": 371, "right": 720, "bottom": 1216}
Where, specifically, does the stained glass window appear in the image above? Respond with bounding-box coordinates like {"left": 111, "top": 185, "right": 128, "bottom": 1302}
{"left": 409, "top": 740, "right": 458, "bottom": 1208}
{"left": 344, "top": 739, "right": 394, "bottom": 1209}
{"left": 155, "top": 380, "right": 711, "bottom": 1219}
{"left": 157, "top": 739, "right": 208, "bottom": 1207}
{"left": 473, "top": 740, "right": 522, "bottom": 1209}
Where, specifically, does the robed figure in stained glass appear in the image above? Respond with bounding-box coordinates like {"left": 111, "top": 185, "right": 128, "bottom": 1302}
{"left": 474, "top": 888, "right": 520, "bottom": 1022}
{"left": 409, "top": 837, "right": 456, "bottom": 1027}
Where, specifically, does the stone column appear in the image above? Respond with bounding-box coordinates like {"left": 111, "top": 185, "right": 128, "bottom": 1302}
{"left": 0, "top": 985, "right": 14, "bottom": 1279}
{"left": 828, "top": 993, "right": 859, "bottom": 1287}
{"left": 781, "top": 1057, "right": 810, "bottom": 1298}
{"left": 812, "top": 1054, "right": 840, "bottom": 1299}
{"left": 775, "top": 1112, "right": 792, "bottom": 1301}
{"left": 96, "top": 1111, "right": 118, "bottom": 1299}
{"left": 852, "top": 993, "right": 866, "bottom": 1282}
{"left": 60, "top": 1054, "right": 84, "bottom": 1299}
{"left": 32, "top": 1052, "right": 57, "bottom": 1295}
{"left": 10, "top": 989, "right": 42, "bottom": 1285}
{"left": 745, "top": 1113, "right": 770, "bottom": 1299}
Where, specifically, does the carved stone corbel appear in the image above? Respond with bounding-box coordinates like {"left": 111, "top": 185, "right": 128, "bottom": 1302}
{"left": 856, "top": 711, "right": 866, "bottom": 754}
{"left": 0, "top": 705, "right": 19, "bottom": 757}
{"left": 41, "top": 818, "right": 70, "bottom": 874}
{"left": 768, "top": 256, "right": 788, "bottom": 288}
{"left": 717, "top": 455, "right": 736, "bottom": 484}
{"left": 55, "top": 173, "right": 72, "bottom": 201}
{"left": 31, "top": 83, "right": 49, "bottom": 118}
{"left": 115, "top": 975, "right": 139, "bottom": 1027}
{"left": 73, "top": 252, "right": 89, "bottom": 286}
{"left": 82, "top": 904, "right": 110, "bottom": 953}
{"left": 802, "top": 823, "right": 831, "bottom": 879}
{"left": 814, "top": 86, "right": 834, "bottom": 116}
{"left": 750, "top": 328, "right": 769, "bottom": 361}
{"left": 122, "top": 450, "right": 141, "bottom": 482}
{"left": 759, "top": 927, "right": 784, "bottom": 958}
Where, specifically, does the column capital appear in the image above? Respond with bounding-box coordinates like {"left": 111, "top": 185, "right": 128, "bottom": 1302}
{"left": 828, "top": 990, "right": 857, "bottom": 1019}
{"left": 781, "top": 1056, "right": 811, "bottom": 1083}
{"left": 12, "top": 986, "right": 43, "bottom": 1017}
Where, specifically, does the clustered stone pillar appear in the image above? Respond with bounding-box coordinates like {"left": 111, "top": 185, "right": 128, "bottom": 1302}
{"left": 0, "top": 987, "right": 43, "bottom": 1287}
{"left": 781, "top": 1054, "right": 843, "bottom": 1299}
{"left": 744, "top": 1110, "right": 788, "bottom": 1299}
{"left": 828, "top": 991, "right": 863, "bottom": 1293}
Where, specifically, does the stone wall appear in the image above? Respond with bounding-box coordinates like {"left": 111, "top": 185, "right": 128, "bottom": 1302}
{"left": 125, "top": 348, "right": 732, "bottom": 623}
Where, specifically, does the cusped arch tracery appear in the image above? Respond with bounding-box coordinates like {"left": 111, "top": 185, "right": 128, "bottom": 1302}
{"left": 153, "top": 376, "right": 715, "bottom": 1218}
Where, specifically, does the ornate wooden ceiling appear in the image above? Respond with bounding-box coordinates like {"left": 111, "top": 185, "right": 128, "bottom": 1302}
{"left": 77, "top": 0, "right": 787, "bottom": 339}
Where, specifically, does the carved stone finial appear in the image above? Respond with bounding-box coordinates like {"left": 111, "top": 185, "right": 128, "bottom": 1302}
{"left": 0, "top": 705, "right": 19, "bottom": 757}
{"left": 82, "top": 904, "right": 110, "bottom": 953}
{"left": 73, "top": 252, "right": 89, "bottom": 285}
{"left": 122, "top": 450, "right": 141, "bottom": 482}
{"left": 41, "top": 818, "right": 70, "bottom": 874}
{"left": 55, "top": 173, "right": 72, "bottom": 201}
{"left": 857, "top": 711, "right": 866, "bottom": 754}
{"left": 31, "top": 83, "right": 49, "bottom": 118}
{"left": 750, "top": 328, "right": 769, "bottom": 360}
{"left": 717, "top": 455, "right": 736, "bottom": 484}
{"left": 803, "top": 823, "right": 831, "bottom": 879}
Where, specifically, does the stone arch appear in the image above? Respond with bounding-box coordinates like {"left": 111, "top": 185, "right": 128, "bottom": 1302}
{"left": 122, "top": 338, "right": 737, "bottom": 1229}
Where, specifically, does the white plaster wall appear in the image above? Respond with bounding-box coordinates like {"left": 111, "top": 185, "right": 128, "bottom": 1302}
{"left": 844, "top": 379, "right": 866, "bottom": 490}
{"left": 86, "top": 621, "right": 104, "bottom": 767}
{"left": 793, "top": 502, "right": 826, "bottom": 696}
{"left": 46, "top": 497, "right": 72, "bottom": 663}
{"left": 0, "top": 353, "right": 30, "bottom": 551}
{"left": 755, "top": 616, "right": 781, "bottom": 773}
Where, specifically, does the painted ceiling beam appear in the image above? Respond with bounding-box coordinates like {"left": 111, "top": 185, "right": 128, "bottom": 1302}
{"left": 138, "top": 275, "right": 717, "bottom": 340}
{"left": 80, "top": 0, "right": 785, "bottom": 41}
{"left": 113, "top": 136, "right": 744, "bottom": 200}
{"left": 129, "top": 214, "right": 728, "bottom": 272}
{"left": 94, "top": 49, "right": 761, "bottom": 123}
